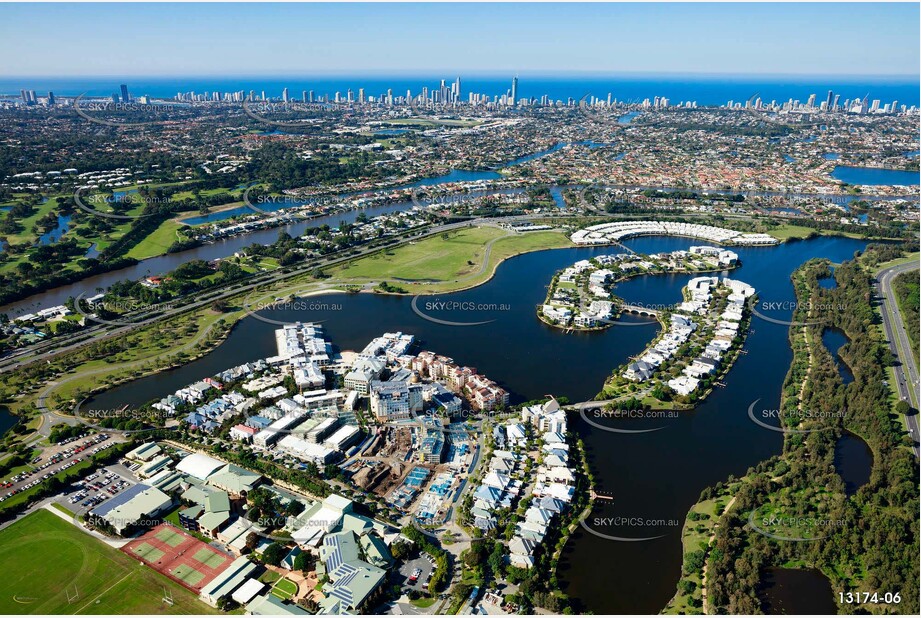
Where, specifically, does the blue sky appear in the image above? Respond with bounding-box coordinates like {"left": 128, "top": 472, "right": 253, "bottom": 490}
{"left": 0, "top": 2, "right": 918, "bottom": 77}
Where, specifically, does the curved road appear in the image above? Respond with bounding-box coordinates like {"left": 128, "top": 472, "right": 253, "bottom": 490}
{"left": 875, "top": 261, "right": 920, "bottom": 457}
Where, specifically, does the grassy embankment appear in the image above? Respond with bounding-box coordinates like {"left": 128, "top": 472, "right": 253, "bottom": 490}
{"left": 891, "top": 270, "right": 920, "bottom": 364}
{"left": 768, "top": 224, "right": 876, "bottom": 241}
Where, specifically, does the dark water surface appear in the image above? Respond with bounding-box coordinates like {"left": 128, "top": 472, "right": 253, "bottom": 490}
{"left": 822, "top": 327, "right": 854, "bottom": 385}
{"left": 834, "top": 433, "right": 873, "bottom": 497}
{"left": 759, "top": 567, "right": 837, "bottom": 614}
{"left": 0, "top": 407, "right": 17, "bottom": 437}
{"left": 830, "top": 165, "right": 920, "bottom": 186}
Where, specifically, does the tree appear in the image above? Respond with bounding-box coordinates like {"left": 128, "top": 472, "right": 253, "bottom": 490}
{"left": 487, "top": 544, "right": 505, "bottom": 579}
{"left": 285, "top": 500, "right": 305, "bottom": 517}
{"left": 391, "top": 540, "right": 411, "bottom": 561}
{"left": 293, "top": 551, "right": 315, "bottom": 573}
{"left": 262, "top": 542, "right": 286, "bottom": 566}
{"left": 464, "top": 541, "right": 486, "bottom": 567}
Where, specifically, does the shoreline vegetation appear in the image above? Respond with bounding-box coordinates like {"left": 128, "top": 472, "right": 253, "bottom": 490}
{"left": 0, "top": 183, "right": 907, "bottom": 309}
{"left": 665, "top": 244, "right": 919, "bottom": 615}
{"left": 0, "top": 227, "right": 573, "bottom": 436}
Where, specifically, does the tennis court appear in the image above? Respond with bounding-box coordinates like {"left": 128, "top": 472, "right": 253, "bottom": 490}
{"left": 172, "top": 564, "right": 206, "bottom": 587}
{"left": 193, "top": 547, "right": 228, "bottom": 569}
{"left": 155, "top": 526, "right": 186, "bottom": 548}
{"left": 121, "top": 523, "right": 233, "bottom": 593}
{"left": 130, "top": 542, "right": 165, "bottom": 563}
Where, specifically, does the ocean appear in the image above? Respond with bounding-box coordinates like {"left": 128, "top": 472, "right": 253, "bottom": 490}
{"left": 1, "top": 75, "right": 918, "bottom": 107}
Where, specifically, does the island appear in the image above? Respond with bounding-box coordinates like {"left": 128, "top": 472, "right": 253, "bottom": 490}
{"left": 597, "top": 275, "right": 756, "bottom": 406}
{"left": 538, "top": 246, "right": 741, "bottom": 330}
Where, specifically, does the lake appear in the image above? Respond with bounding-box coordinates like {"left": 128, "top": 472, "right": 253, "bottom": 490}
{"left": 759, "top": 567, "right": 837, "bottom": 614}
{"left": 84, "top": 233, "right": 871, "bottom": 614}
{"left": 834, "top": 432, "right": 873, "bottom": 497}
{"left": 0, "top": 407, "right": 17, "bottom": 437}
{"left": 822, "top": 327, "right": 854, "bottom": 385}
{"left": 818, "top": 266, "right": 837, "bottom": 289}
{"left": 38, "top": 214, "right": 71, "bottom": 246}
{"left": 830, "top": 165, "right": 920, "bottom": 186}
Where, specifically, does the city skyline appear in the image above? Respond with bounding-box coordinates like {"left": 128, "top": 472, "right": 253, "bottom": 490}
{"left": 0, "top": 2, "right": 918, "bottom": 77}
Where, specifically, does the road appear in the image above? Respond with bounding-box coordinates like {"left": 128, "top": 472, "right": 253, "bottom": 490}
{"left": 875, "top": 261, "right": 920, "bottom": 457}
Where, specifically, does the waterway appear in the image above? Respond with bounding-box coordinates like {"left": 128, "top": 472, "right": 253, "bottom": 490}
{"left": 758, "top": 567, "right": 837, "bottom": 614}
{"left": 83, "top": 233, "right": 870, "bottom": 614}
{"left": 37, "top": 214, "right": 72, "bottom": 245}
{"left": 833, "top": 432, "right": 873, "bottom": 497}
{"left": 822, "top": 327, "right": 854, "bottom": 385}
{"left": 0, "top": 407, "right": 17, "bottom": 438}
{"left": 0, "top": 142, "right": 614, "bottom": 316}
{"left": 830, "top": 165, "right": 920, "bottom": 186}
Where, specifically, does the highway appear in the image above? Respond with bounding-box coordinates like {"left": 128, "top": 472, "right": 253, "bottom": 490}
{"left": 875, "top": 261, "right": 920, "bottom": 457}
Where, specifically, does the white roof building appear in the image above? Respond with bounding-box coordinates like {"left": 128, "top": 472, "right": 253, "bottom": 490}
{"left": 176, "top": 453, "right": 225, "bottom": 481}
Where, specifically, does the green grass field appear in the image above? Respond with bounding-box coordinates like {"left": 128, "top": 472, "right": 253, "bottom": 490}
{"left": 0, "top": 510, "right": 219, "bottom": 615}
{"left": 270, "top": 578, "right": 298, "bottom": 600}
{"left": 769, "top": 223, "right": 884, "bottom": 242}
{"left": 330, "top": 226, "right": 506, "bottom": 280}
{"left": 125, "top": 220, "right": 184, "bottom": 260}
{"left": 325, "top": 226, "right": 571, "bottom": 293}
